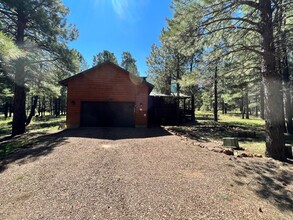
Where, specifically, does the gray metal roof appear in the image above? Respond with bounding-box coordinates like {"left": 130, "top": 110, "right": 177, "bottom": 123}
{"left": 150, "top": 91, "right": 191, "bottom": 98}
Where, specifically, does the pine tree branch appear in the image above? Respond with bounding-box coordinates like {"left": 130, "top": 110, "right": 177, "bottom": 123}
{"left": 199, "top": 26, "right": 260, "bottom": 36}
{"left": 29, "top": 58, "right": 58, "bottom": 64}
{"left": 0, "top": 8, "right": 17, "bottom": 16}
{"left": 0, "top": 8, "right": 17, "bottom": 23}
{"left": 203, "top": 17, "right": 259, "bottom": 28}
{"left": 224, "top": 46, "right": 263, "bottom": 56}
{"left": 235, "top": 1, "right": 259, "bottom": 9}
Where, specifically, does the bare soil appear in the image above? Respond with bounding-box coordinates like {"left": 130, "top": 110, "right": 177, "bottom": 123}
{"left": 0, "top": 127, "right": 292, "bottom": 220}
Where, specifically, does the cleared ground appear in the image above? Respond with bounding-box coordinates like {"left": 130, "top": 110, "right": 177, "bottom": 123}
{"left": 0, "top": 127, "right": 292, "bottom": 219}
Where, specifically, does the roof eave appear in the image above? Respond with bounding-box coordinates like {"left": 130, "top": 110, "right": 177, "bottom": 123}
{"left": 59, "top": 61, "right": 155, "bottom": 92}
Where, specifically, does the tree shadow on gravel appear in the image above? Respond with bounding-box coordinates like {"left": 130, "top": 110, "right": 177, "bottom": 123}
{"left": 0, "top": 127, "right": 171, "bottom": 173}
{"left": 59, "top": 127, "right": 172, "bottom": 140}
{"left": 166, "top": 123, "right": 264, "bottom": 143}
{"left": 0, "top": 132, "right": 69, "bottom": 173}
{"left": 233, "top": 159, "right": 293, "bottom": 212}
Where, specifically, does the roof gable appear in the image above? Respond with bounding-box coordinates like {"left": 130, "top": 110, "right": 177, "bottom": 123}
{"left": 59, "top": 61, "right": 153, "bottom": 93}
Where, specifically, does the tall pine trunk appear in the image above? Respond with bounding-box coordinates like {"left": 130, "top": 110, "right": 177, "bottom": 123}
{"left": 214, "top": 66, "right": 218, "bottom": 122}
{"left": 245, "top": 85, "right": 249, "bottom": 119}
{"left": 12, "top": 62, "right": 26, "bottom": 136}
{"left": 4, "top": 102, "right": 8, "bottom": 118}
{"left": 260, "top": 82, "right": 265, "bottom": 119}
{"left": 222, "top": 100, "right": 225, "bottom": 114}
{"left": 26, "top": 96, "right": 38, "bottom": 126}
{"left": 12, "top": 11, "right": 26, "bottom": 136}
{"left": 282, "top": 34, "right": 293, "bottom": 134}
{"left": 255, "top": 94, "right": 259, "bottom": 117}
{"left": 260, "top": 0, "right": 286, "bottom": 161}
{"left": 176, "top": 54, "right": 181, "bottom": 97}
{"left": 241, "top": 94, "right": 245, "bottom": 119}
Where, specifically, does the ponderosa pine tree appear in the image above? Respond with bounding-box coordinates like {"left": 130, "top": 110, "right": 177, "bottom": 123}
{"left": 0, "top": 32, "right": 24, "bottom": 63}
{"left": 92, "top": 50, "right": 118, "bottom": 66}
{"left": 77, "top": 51, "right": 89, "bottom": 72}
{"left": 275, "top": 1, "right": 293, "bottom": 134}
{"left": 147, "top": 41, "right": 188, "bottom": 96}
{"left": 121, "top": 52, "right": 140, "bottom": 76}
{"left": 147, "top": 44, "right": 172, "bottom": 94}
{"left": 165, "top": 0, "right": 293, "bottom": 161}
{"left": 0, "top": 0, "right": 79, "bottom": 136}
{"left": 0, "top": 32, "right": 22, "bottom": 118}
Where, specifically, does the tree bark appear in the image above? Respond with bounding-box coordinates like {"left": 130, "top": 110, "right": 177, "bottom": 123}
{"left": 260, "top": 81, "right": 265, "bottom": 119}
{"left": 282, "top": 36, "right": 293, "bottom": 134}
{"left": 214, "top": 66, "right": 218, "bottom": 122}
{"left": 41, "top": 96, "right": 46, "bottom": 117}
{"left": 263, "top": 76, "right": 286, "bottom": 160}
{"left": 4, "top": 102, "right": 8, "bottom": 118}
{"left": 26, "top": 96, "right": 38, "bottom": 125}
{"left": 176, "top": 54, "right": 181, "bottom": 97}
{"left": 222, "top": 100, "right": 225, "bottom": 114}
{"left": 191, "top": 95, "right": 195, "bottom": 121}
{"left": 12, "top": 10, "right": 26, "bottom": 136}
{"left": 12, "top": 62, "right": 26, "bottom": 136}
{"left": 38, "top": 98, "right": 41, "bottom": 116}
{"left": 245, "top": 85, "right": 249, "bottom": 119}
{"left": 241, "top": 94, "right": 245, "bottom": 119}
{"left": 255, "top": 94, "right": 258, "bottom": 117}
{"left": 260, "top": 0, "right": 286, "bottom": 161}
{"left": 8, "top": 102, "right": 12, "bottom": 117}
{"left": 54, "top": 98, "right": 61, "bottom": 117}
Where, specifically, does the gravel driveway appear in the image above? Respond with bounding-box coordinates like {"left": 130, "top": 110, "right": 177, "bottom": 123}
{"left": 0, "top": 127, "right": 292, "bottom": 220}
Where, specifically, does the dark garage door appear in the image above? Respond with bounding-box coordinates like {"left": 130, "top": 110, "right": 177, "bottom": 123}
{"left": 80, "top": 102, "right": 135, "bottom": 127}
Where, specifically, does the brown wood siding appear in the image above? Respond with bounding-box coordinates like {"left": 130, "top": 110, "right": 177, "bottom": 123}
{"left": 66, "top": 64, "right": 149, "bottom": 128}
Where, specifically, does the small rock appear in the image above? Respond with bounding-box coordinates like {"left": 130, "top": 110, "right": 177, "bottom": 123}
{"left": 223, "top": 149, "right": 234, "bottom": 155}
{"left": 240, "top": 152, "right": 253, "bottom": 157}
{"left": 211, "top": 148, "right": 223, "bottom": 153}
{"left": 254, "top": 153, "right": 263, "bottom": 158}
{"left": 259, "top": 207, "right": 263, "bottom": 213}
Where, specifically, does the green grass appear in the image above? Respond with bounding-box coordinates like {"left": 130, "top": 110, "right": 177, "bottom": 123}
{"left": 240, "top": 141, "right": 266, "bottom": 155}
{"left": 196, "top": 111, "right": 265, "bottom": 127}
{"left": 0, "top": 117, "right": 12, "bottom": 136}
{"left": 0, "top": 115, "right": 65, "bottom": 137}
{"left": 0, "top": 115, "right": 66, "bottom": 159}
{"left": 204, "top": 111, "right": 266, "bottom": 155}
{"left": 240, "top": 134, "right": 293, "bottom": 156}
{"left": 196, "top": 111, "right": 213, "bottom": 115}
{"left": 218, "top": 114, "right": 265, "bottom": 127}
{"left": 28, "top": 115, "right": 66, "bottom": 132}
{"left": 195, "top": 111, "right": 293, "bottom": 156}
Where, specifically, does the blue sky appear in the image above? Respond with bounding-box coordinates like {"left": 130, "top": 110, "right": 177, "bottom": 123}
{"left": 62, "top": 0, "right": 172, "bottom": 76}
